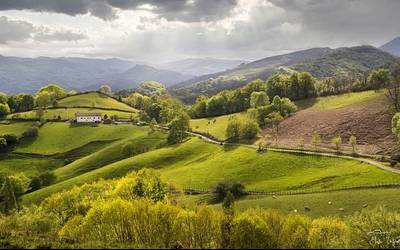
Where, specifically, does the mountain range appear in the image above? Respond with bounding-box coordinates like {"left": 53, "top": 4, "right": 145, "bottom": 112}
{"left": 380, "top": 36, "right": 400, "bottom": 56}
{"left": 0, "top": 56, "right": 193, "bottom": 94}
{"left": 155, "top": 58, "right": 248, "bottom": 76}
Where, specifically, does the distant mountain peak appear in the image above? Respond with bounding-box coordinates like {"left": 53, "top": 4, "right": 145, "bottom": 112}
{"left": 380, "top": 36, "right": 400, "bottom": 56}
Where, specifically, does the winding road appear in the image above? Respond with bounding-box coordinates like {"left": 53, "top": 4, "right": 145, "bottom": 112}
{"left": 186, "top": 131, "right": 400, "bottom": 175}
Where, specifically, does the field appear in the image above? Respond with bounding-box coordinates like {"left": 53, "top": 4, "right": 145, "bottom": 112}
{"left": 22, "top": 137, "right": 400, "bottom": 205}
{"left": 262, "top": 90, "right": 396, "bottom": 155}
{"left": 0, "top": 154, "right": 64, "bottom": 177}
{"left": 0, "top": 121, "right": 36, "bottom": 137}
{"left": 296, "top": 90, "right": 384, "bottom": 110}
{"left": 190, "top": 112, "right": 249, "bottom": 140}
{"left": 58, "top": 92, "right": 137, "bottom": 112}
{"left": 16, "top": 122, "right": 145, "bottom": 155}
{"left": 7, "top": 107, "right": 136, "bottom": 120}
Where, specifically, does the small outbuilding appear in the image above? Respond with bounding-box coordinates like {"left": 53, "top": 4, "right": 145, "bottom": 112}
{"left": 75, "top": 112, "right": 102, "bottom": 123}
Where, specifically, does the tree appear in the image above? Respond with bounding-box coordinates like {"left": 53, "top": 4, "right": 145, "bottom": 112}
{"left": 149, "top": 118, "right": 157, "bottom": 131}
{"left": 265, "top": 112, "right": 283, "bottom": 144}
{"left": 3, "top": 134, "right": 18, "bottom": 145}
{"left": 222, "top": 191, "right": 235, "bottom": 210}
{"left": 312, "top": 132, "right": 321, "bottom": 149}
{"left": 0, "top": 174, "right": 30, "bottom": 213}
{"left": 38, "top": 172, "right": 56, "bottom": 186}
{"left": 240, "top": 119, "right": 260, "bottom": 140}
{"left": 213, "top": 180, "right": 246, "bottom": 203}
{"left": 0, "top": 92, "right": 7, "bottom": 104}
{"left": 331, "top": 135, "right": 342, "bottom": 151}
{"left": 23, "top": 127, "right": 39, "bottom": 138}
{"left": 136, "top": 81, "right": 169, "bottom": 96}
{"left": 167, "top": 113, "right": 190, "bottom": 144}
{"left": 0, "top": 138, "right": 7, "bottom": 153}
{"left": 250, "top": 92, "right": 269, "bottom": 108}
{"left": 348, "top": 135, "right": 357, "bottom": 153}
{"left": 37, "top": 83, "right": 66, "bottom": 102}
{"left": 36, "top": 107, "right": 45, "bottom": 120}
{"left": 36, "top": 91, "right": 52, "bottom": 108}
{"left": 206, "top": 95, "right": 226, "bottom": 117}
{"left": 226, "top": 117, "right": 242, "bottom": 142}
{"left": 368, "top": 68, "right": 390, "bottom": 90}
{"left": 99, "top": 84, "right": 112, "bottom": 95}
{"left": 0, "top": 103, "right": 10, "bottom": 117}
{"left": 19, "top": 94, "right": 35, "bottom": 111}
{"left": 191, "top": 95, "right": 208, "bottom": 118}
{"left": 386, "top": 63, "right": 400, "bottom": 111}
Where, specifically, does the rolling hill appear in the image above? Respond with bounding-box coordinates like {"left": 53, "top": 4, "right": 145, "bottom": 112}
{"left": 171, "top": 46, "right": 397, "bottom": 103}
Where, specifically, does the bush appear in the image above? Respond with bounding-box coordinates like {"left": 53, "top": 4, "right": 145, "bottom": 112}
{"left": 0, "top": 138, "right": 7, "bottom": 152}
{"left": 2, "top": 134, "right": 18, "bottom": 145}
{"left": 348, "top": 206, "right": 400, "bottom": 249}
{"left": 308, "top": 217, "right": 350, "bottom": 249}
{"left": 23, "top": 127, "right": 39, "bottom": 138}
{"left": 279, "top": 214, "right": 311, "bottom": 249}
{"left": 213, "top": 180, "right": 246, "bottom": 203}
{"left": 240, "top": 119, "right": 260, "bottom": 140}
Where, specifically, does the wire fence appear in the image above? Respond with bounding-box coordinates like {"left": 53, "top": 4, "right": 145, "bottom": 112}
{"left": 182, "top": 183, "right": 400, "bottom": 197}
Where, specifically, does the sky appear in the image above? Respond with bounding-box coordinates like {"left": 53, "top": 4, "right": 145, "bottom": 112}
{"left": 0, "top": 0, "right": 399, "bottom": 63}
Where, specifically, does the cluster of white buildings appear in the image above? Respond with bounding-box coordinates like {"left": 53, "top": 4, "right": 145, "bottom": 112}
{"left": 75, "top": 112, "right": 102, "bottom": 123}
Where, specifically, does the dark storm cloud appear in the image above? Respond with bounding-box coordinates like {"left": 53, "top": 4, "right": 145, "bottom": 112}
{"left": 0, "top": 16, "right": 87, "bottom": 44}
{"left": 0, "top": 0, "right": 239, "bottom": 22}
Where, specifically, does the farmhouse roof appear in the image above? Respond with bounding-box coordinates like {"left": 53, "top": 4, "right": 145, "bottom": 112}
{"left": 75, "top": 112, "right": 102, "bottom": 117}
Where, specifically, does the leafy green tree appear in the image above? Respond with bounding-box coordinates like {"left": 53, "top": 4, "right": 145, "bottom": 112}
{"left": 167, "top": 113, "right": 190, "bottom": 144}
{"left": 136, "top": 81, "right": 168, "bottom": 96}
{"left": 0, "top": 103, "right": 10, "bottom": 117}
{"left": 213, "top": 180, "right": 246, "bottom": 203}
{"left": 226, "top": 117, "right": 242, "bottom": 142}
{"left": 267, "top": 74, "right": 290, "bottom": 99}
{"left": 37, "top": 83, "right": 66, "bottom": 102}
{"left": 331, "top": 135, "right": 342, "bottom": 151}
{"left": 149, "top": 118, "right": 157, "bottom": 131}
{"left": 250, "top": 91, "right": 269, "bottom": 108}
{"left": 348, "top": 135, "right": 357, "bottom": 153}
{"left": 222, "top": 191, "right": 235, "bottom": 210}
{"left": 36, "top": 91, "right": 52, "bottom": 108}
{"left": 191, "top": 95, "right": 208, "bottom": 118}
{"left": 19, "top": 94, "right": 35, "bottom": 111}
{"left": 0, "top": 174, "right": 30, "bottom": 213}
{"left": 0, "top": 138, "right": 7, "bottom": 152}
{"left": 368, "top": 68, "right": 390, "bottom": 90}
{"left": 2, "top": 134, "right": 18, "bottom": 145}
{"left": 38, "top": 172, "right": 56, "bottom": 187}
{"left": 0, "top": 92, "right": 7, "bottom": 104}
{"left": 240, "top": 119, "right": 260, "bottom": 140}
{"left": 206, "top": 95, "right": 226, "bottom": 117}
{"left": 265, "top": 111, "right": 283, "bottom": 144}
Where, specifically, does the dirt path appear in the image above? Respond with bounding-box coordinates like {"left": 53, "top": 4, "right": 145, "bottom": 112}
{"left": 186, "top": 131, "right": 400, "bottom": 175}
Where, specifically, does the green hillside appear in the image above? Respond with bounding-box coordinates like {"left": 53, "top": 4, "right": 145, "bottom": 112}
{"left": 190, "top": 112, "right": 249, "bottom": 141}
{"left": 16, "top": 123, "right": 144, "bottom": 155}
{"left": 0, "top": 155, "right": 64, "bottom": 177}
{"left": 58, "top": 92, "right": 137, "bottom": 112}
{"left": 22, "top": 137, "right": 400, "bottom": 205}
{"left": 7, "top": 107, "right": 136, "bottom": 121}
{"left": 0, "top": 121, "right": 36, "bottom": 137}
{"left": 296, "top": 90, "right": 384, "bottom": 110}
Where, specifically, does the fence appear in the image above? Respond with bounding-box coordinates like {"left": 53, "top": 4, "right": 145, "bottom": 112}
{"left": 182, "top": 183, "right": 400, "bottom": 197}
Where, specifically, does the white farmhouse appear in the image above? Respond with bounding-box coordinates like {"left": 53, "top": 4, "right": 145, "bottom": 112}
{"left": 75, "top": 112, "right": 102, "bottom": 123}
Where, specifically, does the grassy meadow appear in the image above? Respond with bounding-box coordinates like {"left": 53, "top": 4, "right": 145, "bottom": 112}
{"left": 58, "top": 92, "right": 137, "bottom": 112}
{"left": 22, "top": 137, "right": 400, "bottom": 205}
{"left": 0, "top": 121, "right": 36, "bottom": 137}
{"left": 0, "top": 155, "right": 64, "bottom": 177}
{"left": 16, "top": 123, "right": 145, "bottom": 155}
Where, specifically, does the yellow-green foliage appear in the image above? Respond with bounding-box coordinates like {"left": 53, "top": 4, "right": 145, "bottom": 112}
{"left": 4, "top": 170, "right": 399, "bottom": 249}
{"left": 308, "top": 217, "right": 350, "bottom": 249}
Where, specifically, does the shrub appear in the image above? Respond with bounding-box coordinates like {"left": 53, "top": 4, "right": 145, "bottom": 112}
{"left": 240, "top": 119, "right": 260, "bottom": 140}
{"left": 279, "top": 214, "right": 311, "bottom": 249}
{"left": 308, "top": 217, "right": 350, "bottom": 249}
{"left": 213, "top": 180, "right": 246, "bottom": 203}
{"left": 2, "top": 134, "right": 18, "bottom": 145}
{"left": 23, "top": 127, "right": 39, "bottom": 138}
{"left": 348, "top": 206, "right": 400, "bottom": 249}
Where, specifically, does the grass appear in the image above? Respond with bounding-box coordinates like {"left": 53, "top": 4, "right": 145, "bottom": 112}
{"left": 58, "top": 92, "right": 136, "bottom": 112}
{"left": 7, "top": 107, "right": 136, "bottom": 120}
{"left": 296, "top": 90, "right": 384, "bottom": 110}
{"left": 190, "top": 112, "right": 249, "bottom": 140}
{"left": 219, "top": 188, "right": 400, "bottom": 218}
{"left": 54, "top": 130, "right": 167, "bottom": 182}
{"left": 16, "top": 123, "right": 144, "bottom": 155}
{"left": 22, "top": 137, "right": 400, "bottom": 205}
{"left": 0, "top": 154, "right": 64, "bottom": 177}
{"left": 0, "top": 121, "right": 36, "bottom": 137}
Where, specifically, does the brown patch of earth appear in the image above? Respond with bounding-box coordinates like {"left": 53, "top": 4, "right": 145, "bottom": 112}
{"left": 261, "top": 95, "right": 399, "bottom": 156}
